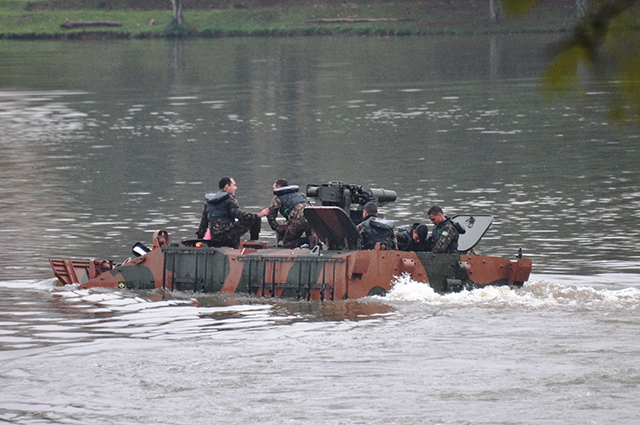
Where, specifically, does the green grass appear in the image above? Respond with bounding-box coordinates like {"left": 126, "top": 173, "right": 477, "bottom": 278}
{"left": 0, "top": 0, "right": 590, "bottom": 40}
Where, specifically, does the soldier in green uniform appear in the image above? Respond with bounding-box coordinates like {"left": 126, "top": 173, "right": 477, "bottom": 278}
{"left": 356, "top": 202, "right": 396, "bottom": 250}
{"left": 196, "top": 176, "right": 269, "bottom": 248}
{"left": 427, "top": 205, "right": 459, "bottom": 253}
{"left": 267, "top": 179, "right": 314, "bottom": 248}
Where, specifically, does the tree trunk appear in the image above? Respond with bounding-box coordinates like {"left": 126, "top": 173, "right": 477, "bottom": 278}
{"left": 490, "top": 0, "right": 502, "bottom": 23}
{"left": 576, "top": 0, "right": 588, "bottom": 19}
{"left": 60, "top": 20, "right": 122, "bottom": 29}
{"left": 171, "top": 0, "right": 184, "bottom": 25}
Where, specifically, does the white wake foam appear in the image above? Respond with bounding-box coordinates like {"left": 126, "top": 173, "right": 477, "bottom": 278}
{"left": 386, "top": 273, "right": 640, "bottom": 310}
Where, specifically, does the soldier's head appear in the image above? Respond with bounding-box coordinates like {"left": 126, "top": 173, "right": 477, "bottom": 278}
{"left": 413, "top": 224, "right": 429, "bottom": 243}
{"left": 219, "top": 176, "right": 237, "bottom": 195}
{"left": 428, "top": 205, "right": 445, "bottom": 225}
{"left": 273, "top": 178, "right": 288, "bottom": 190}
{"left": 363, "top": 201, "right": 378, "bottom": 218}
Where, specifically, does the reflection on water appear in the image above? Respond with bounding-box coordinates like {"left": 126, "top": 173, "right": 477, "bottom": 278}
{"left": 4, "top": 274, "right": 640, "bottom": 352}
{"left": 0, "top": 279, "right": 397, "bottom": 351}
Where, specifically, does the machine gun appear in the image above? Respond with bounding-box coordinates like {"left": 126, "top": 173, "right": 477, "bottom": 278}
{"left": 306, "top": 181, "right": 397, "bottom": 225}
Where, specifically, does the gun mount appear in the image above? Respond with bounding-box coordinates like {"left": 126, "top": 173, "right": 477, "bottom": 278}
{"left": 306, "top": 181, "right": 397, "bottom": 224}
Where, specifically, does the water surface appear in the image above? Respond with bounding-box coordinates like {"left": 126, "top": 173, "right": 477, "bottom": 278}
{"left": 1, "top": 35, "right": 640, "bottom": 424}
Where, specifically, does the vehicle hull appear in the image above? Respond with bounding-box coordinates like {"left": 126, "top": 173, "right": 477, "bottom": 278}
{"left": 50, "top": 242, "right": 532, "bottom": 300}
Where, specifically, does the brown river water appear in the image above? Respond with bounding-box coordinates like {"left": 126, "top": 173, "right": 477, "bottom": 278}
{"left": 1, "top": 35, "right": 640, "bottom": 424}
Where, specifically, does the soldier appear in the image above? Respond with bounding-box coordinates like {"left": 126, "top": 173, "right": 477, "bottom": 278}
{"left": 356, "top": 202, "right": 396, "bottom": 250}
{"left": 427, "top": 205, "right": 459, "bottom": 253}
{"left": 267, "top": 179, "right": 314, "bottom": 248}
{"left": 396, "top": 223, "right": 430, "bottom": 252}
{"left": 196, "top": 176, "right": 269, "bottom": 248}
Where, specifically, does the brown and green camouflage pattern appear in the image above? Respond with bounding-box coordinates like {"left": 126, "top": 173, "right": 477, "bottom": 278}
{"left": 51, "top": 242, "right": 531, "bottom": 300}
{"left": 267, "top": 196, "right": 312, "bottom": 248}
{"left": 49, "top": 207, "right": 532, "bottom": 300}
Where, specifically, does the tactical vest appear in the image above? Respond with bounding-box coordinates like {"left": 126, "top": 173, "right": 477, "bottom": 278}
{"left": 205, "top": 191, "right": 233, "bottom": 222}
{"left": 361, "top": 217, "right": 395, "bottom": 250}
{"left": 432, "top": 217, "right": 459, "bottom": 253}
{"left": 274, "top": 185, "right": 309, "bottom": 219}
{"left": 396, "top": 227, "right": 413, "bottom": 251}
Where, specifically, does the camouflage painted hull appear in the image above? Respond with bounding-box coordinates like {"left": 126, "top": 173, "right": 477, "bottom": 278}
{"left": 50, "top": 241, "right": 532, "bottom": 300}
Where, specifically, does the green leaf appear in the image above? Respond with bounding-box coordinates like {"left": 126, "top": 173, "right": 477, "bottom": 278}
{"left": 542, "top": 44, "right": 588, "bottom": 97}
{"left": 609, "top": 104, "right": 626, "bottom": 122}
{"left": 618, "top": 51, "right": 640, "bottom": 121}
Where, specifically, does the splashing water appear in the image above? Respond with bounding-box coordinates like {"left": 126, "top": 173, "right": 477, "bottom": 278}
{"left": 386, "top": 273, "right": 640, "bottom": 310}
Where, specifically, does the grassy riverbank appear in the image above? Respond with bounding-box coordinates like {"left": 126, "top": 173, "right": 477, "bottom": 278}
{"left": 1, "top": 0, "right": 582, "bottom": 39}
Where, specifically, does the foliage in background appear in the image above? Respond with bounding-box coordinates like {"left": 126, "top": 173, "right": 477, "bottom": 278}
{"left": 505, "top": 0, "right": 640, "bottom": 123}
{"left": 160, "top": 16, "right": 187, "bottom": 38}
{"left": 0, "top": 0, "right": 580, "bottom": 39}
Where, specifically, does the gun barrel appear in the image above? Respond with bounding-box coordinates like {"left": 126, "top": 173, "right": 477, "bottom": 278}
{"left": 306, "top": 182, "right": 396, "bottom": 209}
{"left": 370, "top": 188, "right": 397, "bottom": 205}
{"left": 306, "top": 184, "right": 319, "bottom": 198}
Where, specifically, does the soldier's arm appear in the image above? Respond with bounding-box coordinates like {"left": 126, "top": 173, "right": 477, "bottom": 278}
{"left": 356, "top": 222, "right": 366, "bottom": 240}
{"left": 228, "top": 196, "right": 258, "bottom": 221}
{"left": 195, "top": 204, "right": 208, "bottom": 239}
{"left": 395, "top": 230, "right": 408, "bottom": 251}
{"left": 267, "top": 197, "right": 281, "bottom": 232}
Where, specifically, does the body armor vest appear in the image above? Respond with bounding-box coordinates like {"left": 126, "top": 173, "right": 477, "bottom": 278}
{"left": 205, "top": 191, "right": 233, "bottom": 222}
{"left": 274, "top": 185, "right": 309, "bottom": 219}
{"left": 433, "top": 217, "right": 459, "bottom": 253}
{"left": 361, "top": 217, "right": 395, "bottom": 249}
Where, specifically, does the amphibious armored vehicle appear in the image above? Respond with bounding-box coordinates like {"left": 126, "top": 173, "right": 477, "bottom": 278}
{"left": 49, "top": 182, "right": 532, "bottom": 300}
